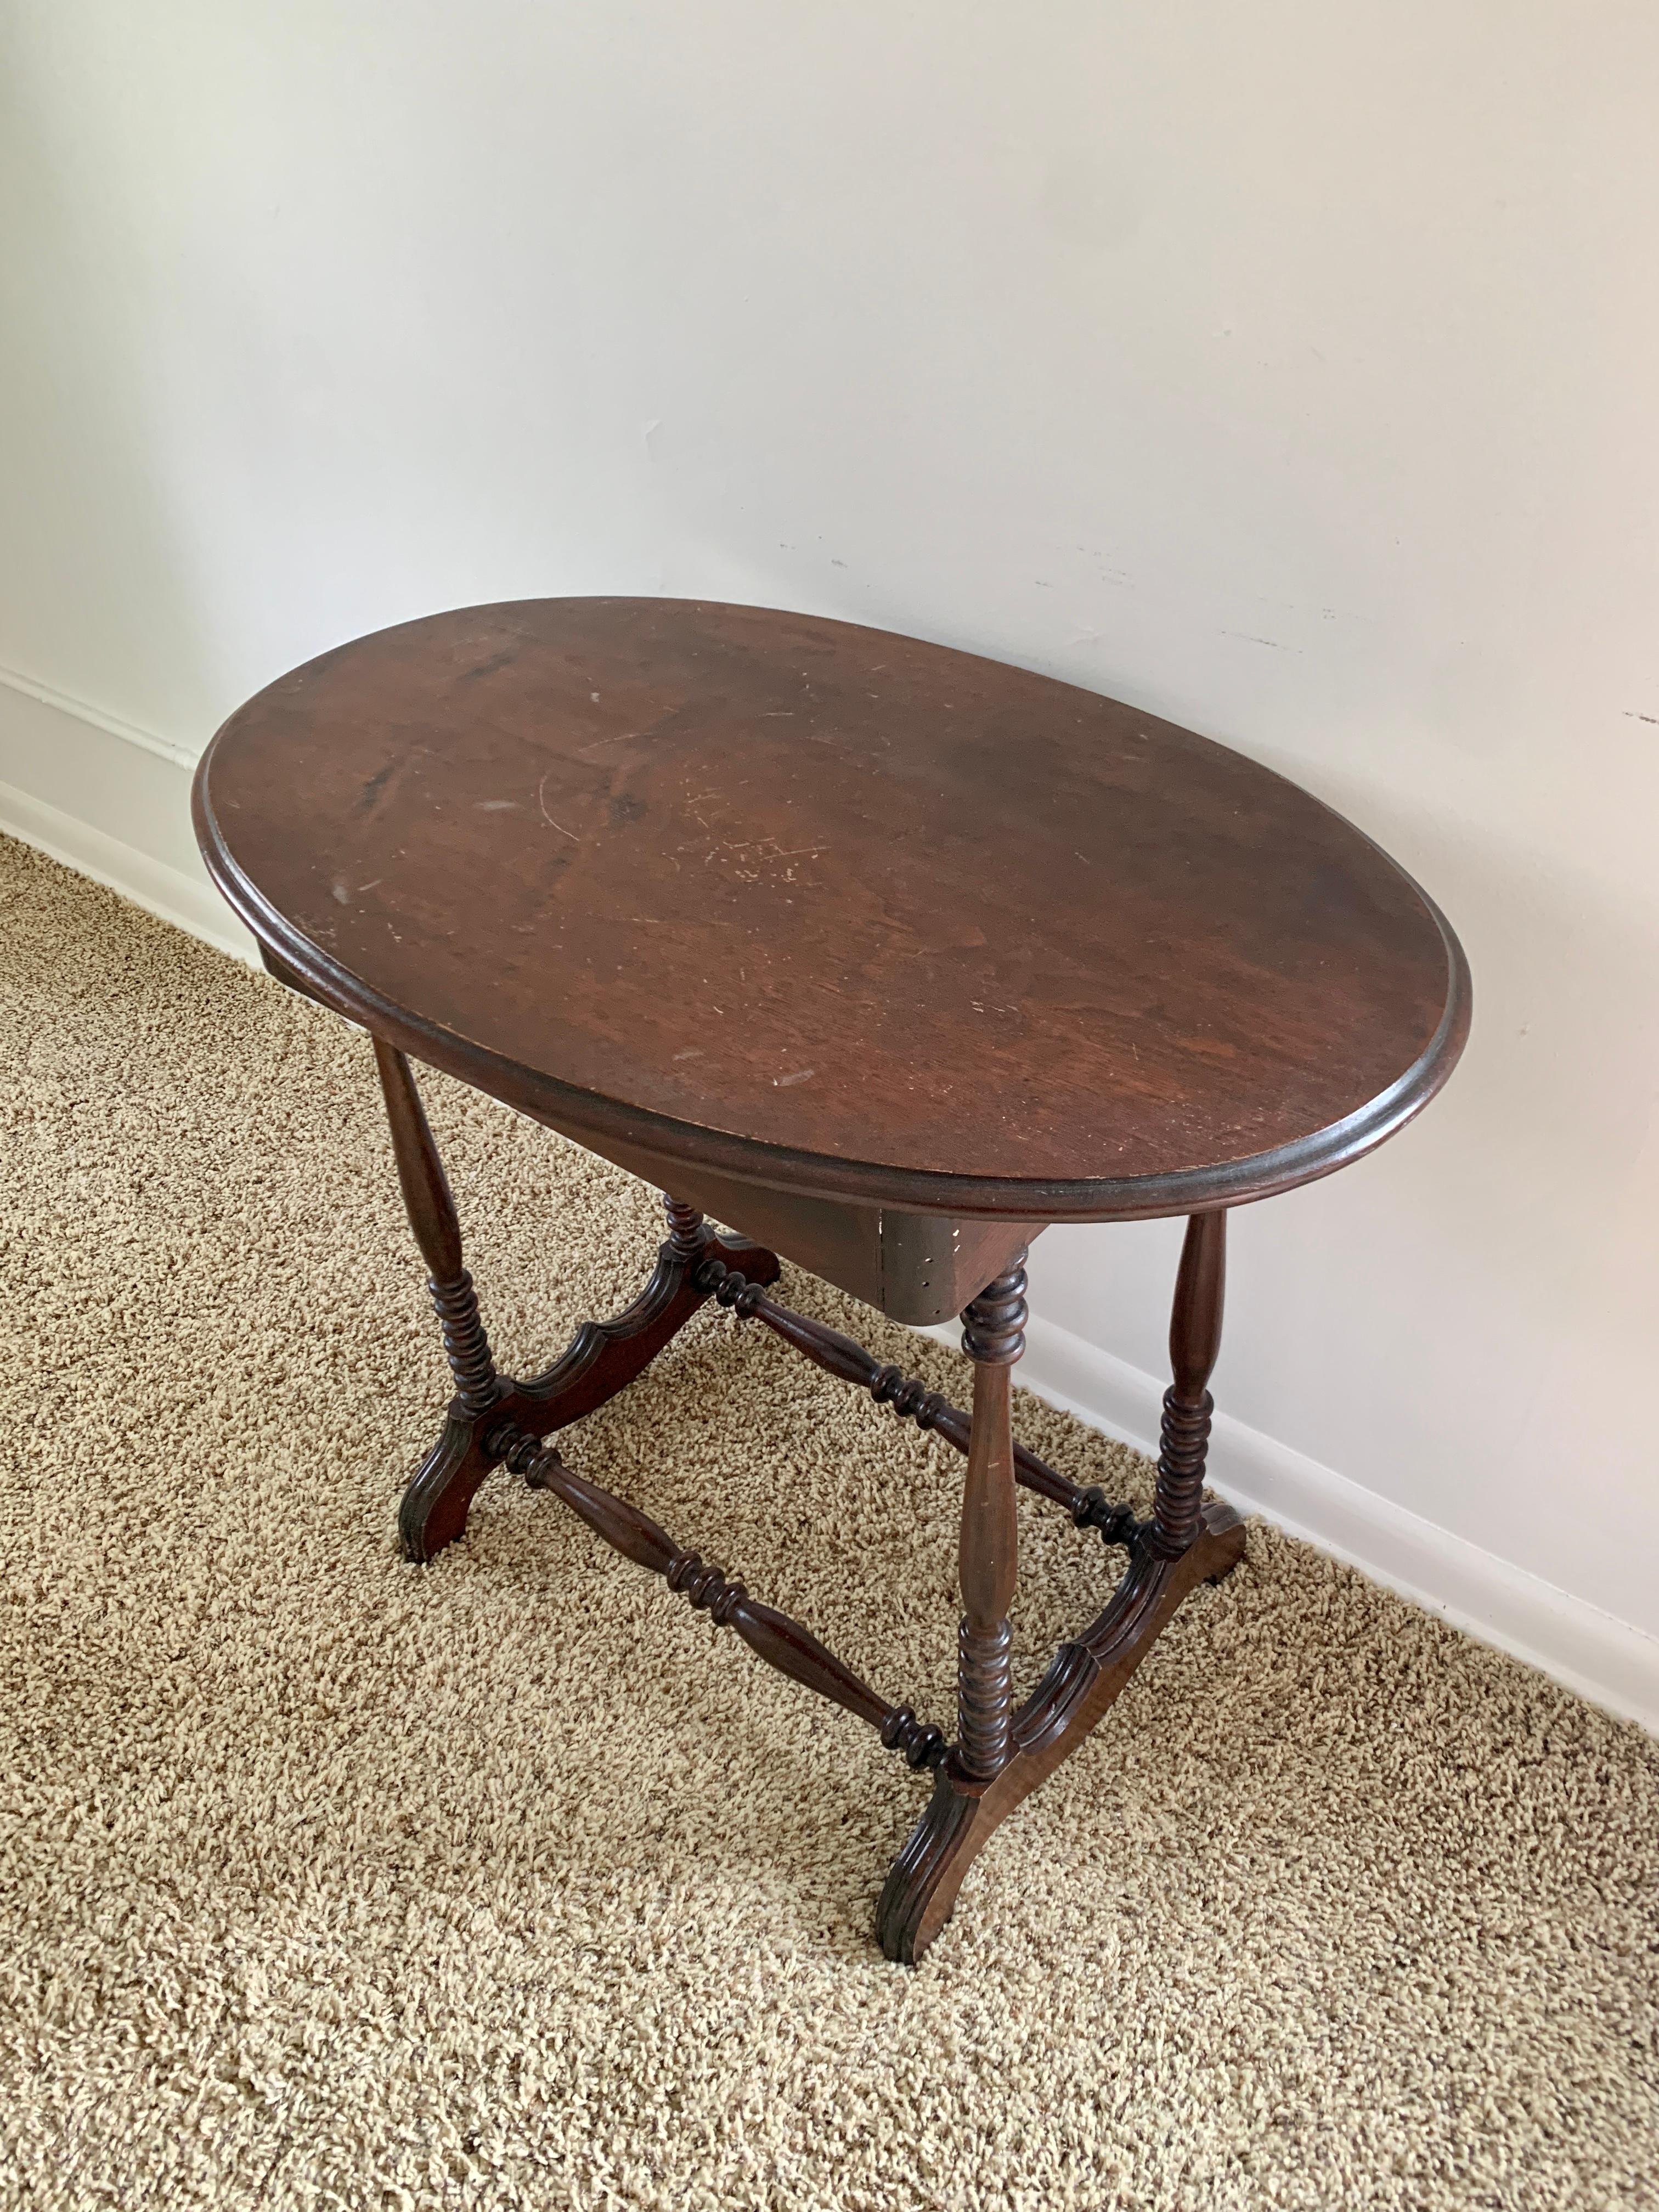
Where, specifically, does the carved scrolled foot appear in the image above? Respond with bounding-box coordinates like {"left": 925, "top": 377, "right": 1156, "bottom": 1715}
{"left": 397, "top": 1396, "right": 507, "bottom": 1564}
{"left": 877, "top": 1494, "right": 1246, "bottom": 1963}
{"left": 877, "top": 1759, "right": 991, "bottom": 1964}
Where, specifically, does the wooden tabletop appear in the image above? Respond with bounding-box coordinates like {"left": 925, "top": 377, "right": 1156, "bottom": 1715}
{"left": 194, "top": 599, "right": 1469, "bottom": 1221}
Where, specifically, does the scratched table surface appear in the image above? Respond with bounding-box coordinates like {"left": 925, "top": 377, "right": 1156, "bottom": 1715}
{"left": 194, "top": 598, "right": 1469, "bottom": 1218}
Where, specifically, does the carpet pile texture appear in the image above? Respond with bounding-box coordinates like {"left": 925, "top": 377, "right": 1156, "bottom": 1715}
{"left": 1, "top": 836, "right": 1655, "bottom": 2209}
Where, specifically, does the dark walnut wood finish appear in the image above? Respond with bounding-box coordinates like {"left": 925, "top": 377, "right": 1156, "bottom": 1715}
{"left": 194, "top": 596, "right": 1469, "bottom": 1963}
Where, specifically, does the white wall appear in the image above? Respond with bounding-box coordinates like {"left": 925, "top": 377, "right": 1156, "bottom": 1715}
{"left": 4, "top": 4, "right": 1657, "bottom": 1709}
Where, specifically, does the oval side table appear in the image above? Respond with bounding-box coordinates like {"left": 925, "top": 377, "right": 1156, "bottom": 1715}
{"left": 194, "top": 597, "right": 1469, "bottom": 1963}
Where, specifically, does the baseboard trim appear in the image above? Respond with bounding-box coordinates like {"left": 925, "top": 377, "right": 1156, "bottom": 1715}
{"left": 0, "top": 777, "right": 256, "bottom": 966}
{"left": 977, "top": 1311, "right": 1658, "bottom": 1735}
{"left": 0, "top": 658, "right": 198, "bottom": 771}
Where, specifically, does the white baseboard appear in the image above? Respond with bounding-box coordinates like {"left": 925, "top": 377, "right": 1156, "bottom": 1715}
{"left": 989, "top": 1311, "right": 1659, "bottom": 1736}
{"left": 6, "top": 658, "right": 1655, "bottom": 1734}
{"left": 0, "top": 775, "right": 257, "bottom": 965}
{"left": 0, "top": 656, "right": 199, "bottom": 771}
{"left": 0, "top": 661, "right": 257, "bottom": 966}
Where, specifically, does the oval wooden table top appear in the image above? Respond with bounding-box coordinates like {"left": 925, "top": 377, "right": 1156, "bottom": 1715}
{"left": 194, "top": 597, "right": 1469, "bottom": 1222}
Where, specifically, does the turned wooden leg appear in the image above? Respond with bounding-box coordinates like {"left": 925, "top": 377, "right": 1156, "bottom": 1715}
{"left": 375, "top": 1035, "right": 782, "bottom": 1563}
{"left": 1149, "top": 1210, "right": 1226, "bottom": 1562}
{"left": 956, "top": 1259, "right": 1028, "bottom": 1777}
{"left": 374, "top": 1038, "right": 504, "bottom": 1411}
{"left": 372, "top": 1039, "right": 510, "bottom": 1559}
{"left": 876, "top": 1218, "right": 1245, "bottom": 1965}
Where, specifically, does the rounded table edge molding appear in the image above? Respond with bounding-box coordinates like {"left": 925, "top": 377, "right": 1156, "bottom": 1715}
{"left": 195, "top": 753, "right": 1470, "bottom": 1226}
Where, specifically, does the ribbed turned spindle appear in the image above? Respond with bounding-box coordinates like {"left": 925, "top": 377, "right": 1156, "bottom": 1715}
{"left": 373, "top": 1039, "right": 500, "bottom": 1419}
{"left": 955, "top": 1255, "right": 1028, "bottom": 1778}
{"left": 662, "top": 1195, "right": 706, "bottom": 1265}
{"left": 1149, "top": 1211, "right": 1226, "bottom": 1558}
{"left": 496, "top": 1426, "right": 946, "bottom": 1768}
{"left": 427, "top": 1271, "right": 498, "bottom": 1419}
{"left": 961, "top": 1265, "right": 1028, "bottom": 1365}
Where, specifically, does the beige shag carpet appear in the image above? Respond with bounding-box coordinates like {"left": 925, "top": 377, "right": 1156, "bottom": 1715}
{"left": 1, "top": 835, "right": 1655, "bottom": 2211}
